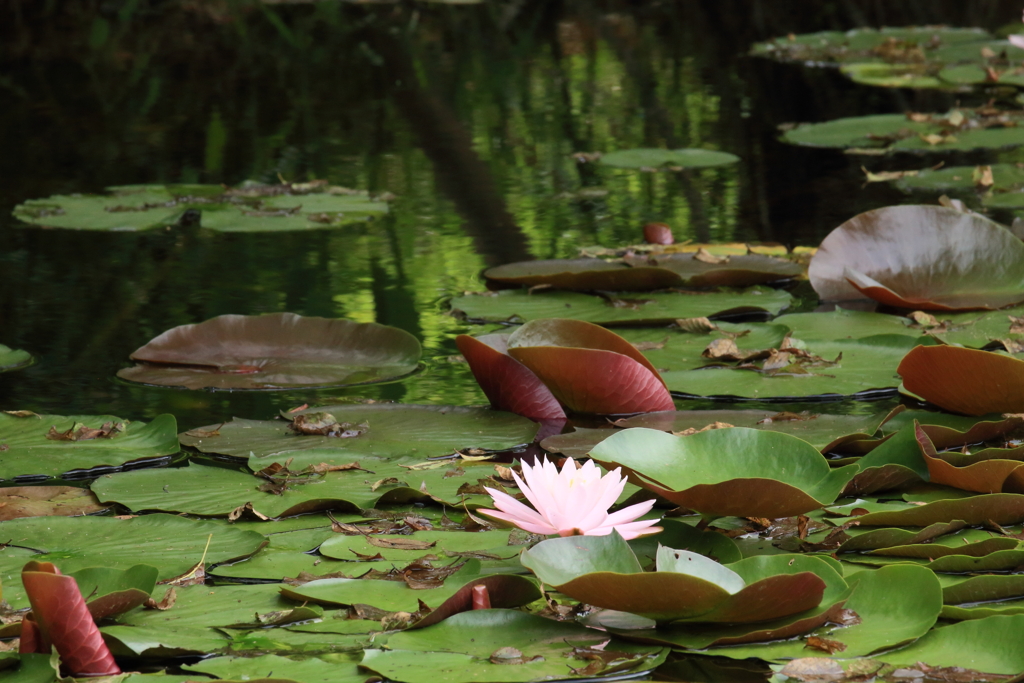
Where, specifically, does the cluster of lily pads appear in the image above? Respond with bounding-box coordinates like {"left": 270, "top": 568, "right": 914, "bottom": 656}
{"left": 6, "top": 20, "right": 1024, "bottom": 683}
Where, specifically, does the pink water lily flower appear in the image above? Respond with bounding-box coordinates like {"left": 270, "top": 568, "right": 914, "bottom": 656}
{"left": 479, "top": 457, "right": 662, "bottom": 540}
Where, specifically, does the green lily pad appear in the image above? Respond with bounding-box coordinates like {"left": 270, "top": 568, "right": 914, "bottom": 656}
{"left": 591, "top": 427, "right": 858, "bottom": 518}
{"left": 0, "top": 514, "right": 265, "bottom": 588}
{"left": 599, "top": 148, "right": 739, "bottom": 169}
{"left": 318, "top": 530, "right": 518, "bottom": 562}
{"left": 782, "top": 111, "right": 1024, "bottom": 152}
{"left": 118, "top": 313, "right": 421, "bottom": 390}
{"left": 102, "top": 624, "right": 229, "bottom": 658}
{"left": 628, "top": 519, "right": 742, "bottom": 567}
{"left": 775, "top": 308, "right": 917, "bottom": 342}
{"left": 896, "top": 163, "right": 1024, "bottom": 197}
{"left": 942, "top": 574, "right": 1024, "bottom": 605}
{"left": 280, "top": 561, "right": 539, "bottom": 616}
{"left": 0, "top": 412, "right": 179, "bottom": 481}
{"left": 700, "top": 564, "right": 942, "bottom": 660}
{"left": 522, "top": 533, "right": 842, "bottom": 625}
{"left": 360, "top": 610, "right": 667, "bottom": 683}
{"left": 879, "top": 615, "right": 1024, "bottom": 674}
{"left": 0, "top": 345, "right": 32, "bottom": 372}
{"left": 12, "top": 182, "right": 387, "bottom": 233}
{"left": 751, "top": 27, "right": 992, "bottom": 65}
{"left": 449, "top": 287, "right": 793, "bottom": 326}
{"left": 663, "top": 335, "right": 936, "bottom": 401}
{"left": 179, "top": 404, "right": 537, "bottom": 469}
{"left": 73, "top": 564, "right": 158, "bottom": 619}
{"left": 184, "top": 654, "right": 368, "bottom": 683}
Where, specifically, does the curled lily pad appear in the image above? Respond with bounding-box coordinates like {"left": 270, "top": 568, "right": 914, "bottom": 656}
{"left": 810, "top": 205, "right": 1024, "bottom": 310}
{"left": 0, "top": 412, "right": 179, "bottom": 481}
{"left": 505, "top": 319, "right": 674, "bottom": 415}
{"left": 899, "top": 345, "right": 1024, "bottom": 415}
{"left": 916, "top": 422, "right": 1024, "bottom": 494}
{"left": 117, "top": 313, "right": 421, "bottom": 390}
{"left": 12, "top": 182, "right": 387, "bottom": 233}
{"left": 521, "top": 533, "right": 841, "bottom": 625}
{"left": 449, "top": 287, "right": 793, "bottom": 325}
{"left": 590, "top": 428, "right": 858, "bottom": 518}
{"left": 855, "top": 494, "right": 1024, "bottom": 527}
{"left": 454, "top": 334, "right": 565, "bottom": 421}
{"left": 0, "top": 345, "right": 32, "bottom": 372}
{"left": 599, "top": 148, "right": 739, "bottom": 169}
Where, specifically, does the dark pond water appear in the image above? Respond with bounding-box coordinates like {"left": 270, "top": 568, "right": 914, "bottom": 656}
{"left": 1, "top": 0, "right": 1022, "bottom": 431}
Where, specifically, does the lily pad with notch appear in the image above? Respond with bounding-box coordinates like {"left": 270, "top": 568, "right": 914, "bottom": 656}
{"left": 117, "top": 313, "right": 421, "bottom": 390}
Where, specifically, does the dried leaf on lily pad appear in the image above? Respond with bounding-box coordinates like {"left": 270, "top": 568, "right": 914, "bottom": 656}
{"left": 809, "top": 205, "right": 1024, "bottom": 310}
{"left": 0, "top": 345, "right": 32, "bottom": 373}
{"left": 117, "top": 312, "right": 421, "bottom": 390}
{"left": 455, "top": 334, "right": 565, "bottom": 421}
{"left": 0, "top": 412, "right": 179, "bottom": 481}
{"left": 505, "top": 319, "right": 674, "bottom": 415}
{"left": 521, "top": 533, "right": 844, "bottom": 625}
{"left": 12, "top": 182, "right": 387, "bottom": 233}
{"left": 0, "top": 486, "right": 106, "bottom": 520}
{"left": 590, "top": 428, "right": 858, "bottom": 518}
{"left": 179, "top": 404, "right": 538, "bottom": 469}
{"left": 899, "top": 345, "right": 1024, "bottom": 415}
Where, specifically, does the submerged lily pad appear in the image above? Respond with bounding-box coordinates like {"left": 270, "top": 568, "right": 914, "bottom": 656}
{"left": 599, "top": 148, "right": 739, "bottom": 169}
{"left": 117, "top": 313, "right": 421, "bottom": 390}
{"left": 591, "top": 428, "right": 858, "bottom": 518}
{"left": 449, "top": 287, "right": 793, "bottom": 325}
{"left": 179, "top": 404, "right": 538, "bottom": 469}
{"left": 0, "top": 345, "right": 32, "bottom": 372}
{"left": 0, "top": 486, "right": 107, "bottom": 520}
{"left": 809, "top": 205, "right": 1024, "bottom": 310}
{"left": 12, "top": 182, "right": 388, "bottom": 233}
{"left": 0, "top": 412, "right": 179, "bottom": 481}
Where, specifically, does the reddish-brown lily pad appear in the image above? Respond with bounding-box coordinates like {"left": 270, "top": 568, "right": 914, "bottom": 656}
{"left": 0, "top": 487, "right": 107, "bottom": 521}
{"left": 898, "top": 345, "right": 1024, "bottom": 416}
{"left": 855, "top": 494, "right": 1024, "bottom": 527}
{"left": 506, "top": 319, "right": 674, "bottom": 415}
{"left": 917, "top": 423, "right": 1024, "bottom": 494}
{"left": 117, "top": 313, "right": 421, "bottom": 390}
{"left": 624, "top": 252, "right": 804, "bottom": 288}
{"left": 482, "top": 259, "right": 681, "bottom": 291}
{"left": 454, "top": 334, "right": 565, "bottom": 421}
{"left": 809, "top": 205, "right": 1024, "bottom": 311}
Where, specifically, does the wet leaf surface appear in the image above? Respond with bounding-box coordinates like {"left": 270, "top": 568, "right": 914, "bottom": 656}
{"left": 810, "top": 205, "right": 1024, "bottom": 310}
{"left": 118, "top": 313, "right": 421, "bottom": 390}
